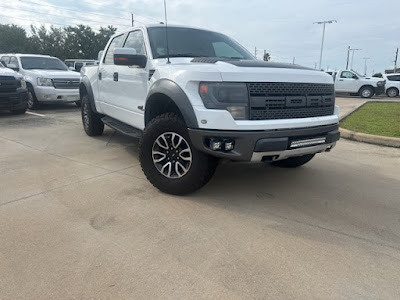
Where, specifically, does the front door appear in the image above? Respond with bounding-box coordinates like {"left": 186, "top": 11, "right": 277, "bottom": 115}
{"left": 336, "top": 71, "right": 358, "bottom": 93}
{"left": 110, "top": 30, "right": 149, "bottom": 129}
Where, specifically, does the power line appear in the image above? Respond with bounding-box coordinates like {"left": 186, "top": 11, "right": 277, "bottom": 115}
{"left": 17, "top": 0, "right": 162, "bottom": 24}
{"left": 0, "top": 4, "right": 131, "bottom": 28}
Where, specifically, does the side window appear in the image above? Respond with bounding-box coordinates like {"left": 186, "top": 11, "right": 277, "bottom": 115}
{"left": 389, "top": 75, "right": 400, "bottom": 81}
{"left": 65, "top": 61, "right": 74, "bottom": 68}
{"left": 10, "top": 57, "right": 19, "bottom": 68}
{"left": 104, "top": 35, "right": 124, "bottom": 64}
{"left": 75, "top": 62, "right": 83, "bottom": 72}
{"left": 213, "top": 42, "right": 243, "bottom": 59}
{"left": 341, "top": 71, "right": 356, "bottom": 79}
{"left": 123, "top": 31, "right": 146, "bottom": 55}
{"left": 1, "top": 56, "right": 10, "bottom": 65}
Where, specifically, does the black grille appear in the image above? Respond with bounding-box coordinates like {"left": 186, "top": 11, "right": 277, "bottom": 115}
{"left": 52, "top": 78, "right": 80, "bottom": 89}
{"left": 248, "top": 82, "right": 334, "bottom": 96}
{"left": 0, "top": 76, "right": 18, "bottom": 93}
{"left": 248, "top": 82, "right": 335, "bottom": 120}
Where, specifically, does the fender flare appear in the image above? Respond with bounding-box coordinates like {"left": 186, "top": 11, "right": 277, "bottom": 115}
{"left": 80, "top": 76, "right": 98, "bottom": 113}
{"left": 145, "top": 79, "right": 199, "bottom": 128}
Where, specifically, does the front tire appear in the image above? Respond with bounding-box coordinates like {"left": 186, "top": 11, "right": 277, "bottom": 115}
{"left": 27, "top": 88, "right": 39, "bottom": 110}
{"left": 81, "top": 95, "right": 104, "bottom": 136}
{"left": 360, "top": 86, "right": 373, "bottom": 98}
{"left": 386, "top": 87, "right": 399, "bottom": 98}
{"left": 139, "top": 113, "right": 218, "bottom": 195}
{"left": 271, "top": 154, "right": 315, "bottom": 168}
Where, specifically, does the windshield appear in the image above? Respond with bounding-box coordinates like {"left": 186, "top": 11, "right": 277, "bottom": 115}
{"left": 147, "top": 27, "right": 255, "bottom": 60}
{"left": 20, "top": 57, "right": 68, "bottom": 70}
{"left": 352, "top": 70, "right": 365, "bottom": 78}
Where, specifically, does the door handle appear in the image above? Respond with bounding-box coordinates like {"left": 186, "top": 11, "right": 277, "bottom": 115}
{"left": 113, "top": 72, "right": 118, "bottom": 81}
{"left": 98, "top": 72, "right": 102, "bottom": 80}
{"left": 339, "top": 79, "right": 344, "bottom": 81}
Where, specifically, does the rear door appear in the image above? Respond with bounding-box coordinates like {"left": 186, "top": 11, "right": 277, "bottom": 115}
{"left": 98, "top": 34, "right": 124, "bottom": 109}
{"left": 336, "top": 71, "right": 358, "bottom": 93}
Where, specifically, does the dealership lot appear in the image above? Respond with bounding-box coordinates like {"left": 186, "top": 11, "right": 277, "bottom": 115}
{"left": 1, "top": 98, "right": 400, "bottom": 299}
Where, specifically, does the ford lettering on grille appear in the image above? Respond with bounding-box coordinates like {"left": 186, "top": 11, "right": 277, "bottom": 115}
{"left": 247, "top": 82, "right": 335, "bottom": 120}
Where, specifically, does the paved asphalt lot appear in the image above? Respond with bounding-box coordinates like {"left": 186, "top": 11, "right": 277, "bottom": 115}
{"left": 0, "top": 98, "right": 399, "bottom": 299}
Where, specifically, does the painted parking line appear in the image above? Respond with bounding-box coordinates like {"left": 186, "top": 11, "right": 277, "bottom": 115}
{"left": 26, "top": 111, "right": 46, "bottom": 117}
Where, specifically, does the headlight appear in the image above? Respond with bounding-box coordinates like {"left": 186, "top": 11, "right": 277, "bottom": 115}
{"left": 16, "top": 77, "right": 27, "bottom": 89}
{"left": 377, "top": 81, "right": 385, "bottom": 86}
{"left": 37, "top": 77, "right": 53, "bottom": 86}
{"left": 199, "top": 82, "right": 249, "bottom": 120}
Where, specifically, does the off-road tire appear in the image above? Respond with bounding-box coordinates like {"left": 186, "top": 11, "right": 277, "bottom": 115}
{"left": 81, "top": 95, "right": 104, "bottom": 136}
{"left": 139, "top": 113, "right": 218, "bottom": 195}
{"left": 10, "top": 108, "right": 27, "bottom": 115}
{"left": 271, "top": 154, "right": 315, "bottom": 168}
{"left": 75, "top": 100, "right": 82, "bottom": 107}
{"left": 27, "top": 87, "right": 39, "bottom": 110}
{"left": 386, "top": 87, "right": 399, "bottom": 98}
{"left": 359, "top": 86, "right": 374, "bottom": 98}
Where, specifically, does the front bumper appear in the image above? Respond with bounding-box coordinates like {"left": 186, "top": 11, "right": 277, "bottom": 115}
{"left": 34, "top": 86, "right": 79, "bottom": 102}
{"left": 375, "top": 86, "right": 385, "bottom": 95}
{"left": 0, "top": 89, "right": 28, "bottom": 111}
{"left": 188, "top": 123, "right": 340, "bottom": 162}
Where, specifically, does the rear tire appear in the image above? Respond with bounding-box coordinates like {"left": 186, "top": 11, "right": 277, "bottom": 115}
{"left": 27, "top": 88, "right": 39, "bottom": 110}
{"left": 271, "top": 154, "right": 315, "bottom": 168}
{"left": 81, "top": 95, "right": 104, "bottom": 136}
{"left": 386, "top": 87, "right": 399, "bottom": 98}
{"left": 139, "top": 113, "right": 218, "bottom": 195}
{"left": 359, "top": 86, "right": 373, "bottom": 98}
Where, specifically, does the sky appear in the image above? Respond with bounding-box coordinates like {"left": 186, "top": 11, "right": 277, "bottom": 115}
{"left": 1, "top": 0, "right": 400, "bottom": 75}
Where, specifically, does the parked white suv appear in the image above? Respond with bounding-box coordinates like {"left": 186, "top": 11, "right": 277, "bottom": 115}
{"left": 382, "top": 73, "right": 400, "bottom": 97}
{"left": 80, "top": 24, "right": 340, "bottom": 195}
{"left": 0, "top": 54, "right": 81, "bottom": 109}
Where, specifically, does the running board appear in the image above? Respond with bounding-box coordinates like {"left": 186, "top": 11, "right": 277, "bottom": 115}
{"left": 101, "top": 116, "right": 142, "bottom": 139}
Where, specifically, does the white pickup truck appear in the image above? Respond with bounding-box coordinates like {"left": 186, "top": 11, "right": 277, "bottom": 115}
{"left": 0, "top": 54, "right": 81, "bottom": 109}
{"left": 329, "top": 70, "right": 386, "bottom": 98}
{"left": 79, "top": 24, "right": 340, "bottom": 195}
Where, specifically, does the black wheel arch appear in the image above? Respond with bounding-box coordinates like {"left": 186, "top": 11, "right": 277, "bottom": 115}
{"left": 145, "top": 79, "right": 199, "bottom": 128}
{"left": 80, "top": 76, "right": 98, "bottom": 113}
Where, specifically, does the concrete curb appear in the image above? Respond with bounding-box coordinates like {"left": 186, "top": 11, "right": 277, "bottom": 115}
{"left": 339, "top": 101, "right": 400, "bottom": 148}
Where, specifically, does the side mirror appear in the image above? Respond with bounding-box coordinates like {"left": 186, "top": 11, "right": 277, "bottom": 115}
{"left": 113, "top": 48, "right": 147, "bottom": 68}
{"left": 68, "top": 66, "right": 75, "bottom": 71}
{"left": 98, "top": 50, "right": 104, "bottom": 62}
{"left": 7, "top": 64, "right": 19, "bottom": 71}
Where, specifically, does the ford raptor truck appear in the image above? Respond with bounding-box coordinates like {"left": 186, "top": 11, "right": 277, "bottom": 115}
{"left": 79, "top": 25, "right": 340, "bottom": 195}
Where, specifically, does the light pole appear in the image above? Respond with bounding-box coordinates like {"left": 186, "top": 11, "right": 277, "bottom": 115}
{"left": 314, "top": 20, "right": 337, "bottom": 70}
{"left": 363, "top": 57, "right": 370, "bottom": 76}
{"left": 350, "top": 48, "right": 361, "bottom": 69}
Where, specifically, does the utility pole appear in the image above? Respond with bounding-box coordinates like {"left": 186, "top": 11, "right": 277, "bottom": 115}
{"left": 350, "top": 48, "right": 361, "bottom": 69}
{"left": 293, "top": 57, "right": 295, "bottom": 64}
{"left": 131, "top": 13, "right": 134, "bottom": 26}
{"left": 314, "top": 20, "right": 337, "bottom": 70}
{"left": 394, "top": 48, "right": 398, "bottom": 72}
{"left": 254, "top": 47, "right": 257, "bottom": 59}
{"left": 346, "top": 46, "right": 350, "bottom": 70}
{"left": 314, "top": 62, "right": 317, "bottom": 69}
{"left": 363, "top": 57, "right": 370, "bottom": 76}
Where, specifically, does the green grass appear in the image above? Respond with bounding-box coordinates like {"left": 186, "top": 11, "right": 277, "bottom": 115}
{"left": 340, "top": 102, "right": 400, "bottom": 138}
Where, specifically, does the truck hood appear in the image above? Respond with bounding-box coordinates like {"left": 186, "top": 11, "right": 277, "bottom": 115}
{"left": 154, "top": 58, "right": 333, "bottom": 84}
{"left": 24, "top": 69, "right": 81, "bottom": 79}
{"left": 0, "top": 67, "right": 21, "bottom": 78}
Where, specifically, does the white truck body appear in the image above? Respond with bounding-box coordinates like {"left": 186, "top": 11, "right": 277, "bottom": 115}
{"left": 0, "top": 54, "right": 81, "bottom": 108}
{"left": 330, "top": 70, "right": 385, "bottom": 98}
{"left": 80, "top": 24, "right": 340, "bottom": 194}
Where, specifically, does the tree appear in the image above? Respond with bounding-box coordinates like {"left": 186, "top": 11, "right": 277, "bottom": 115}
{"left": 263, "top": 52, "right": 271, "bottom": 61}
{"left": 0, "top": 23, "right": 118, "bottom": 61}
{"left": 372, "top": 72, "right": 383, "bottom": 78}
{"left": 0, "top": 24, "right": 30, "bottom": 53}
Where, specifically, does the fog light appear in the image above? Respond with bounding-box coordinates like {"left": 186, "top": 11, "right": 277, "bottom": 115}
{"left": 210, "top": 139, "right": 222, "bottom": 151}
{"left": 224, "top": 140, "right": 234, "bottom": 151}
